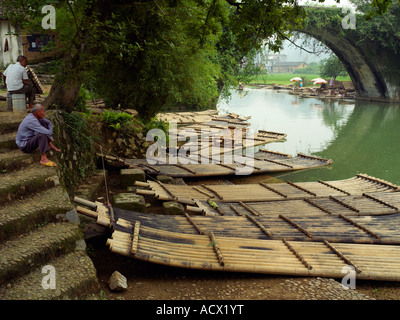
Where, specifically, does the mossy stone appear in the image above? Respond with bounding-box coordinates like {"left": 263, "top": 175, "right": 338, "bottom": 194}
{"left": 120, "top": 168, "right": 146, "bottom": 187}
{"left": 162, "top": 201, "right": 184, "bottom": 215}
{"left": 113, "top": 193, "right": 146, "bottom": 212}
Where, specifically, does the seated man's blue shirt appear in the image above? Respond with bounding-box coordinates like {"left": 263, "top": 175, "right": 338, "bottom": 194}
{"left": 16, "top": 113, "right": 53, "bottom": 149}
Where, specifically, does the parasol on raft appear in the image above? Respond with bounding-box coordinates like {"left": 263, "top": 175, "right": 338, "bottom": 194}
{"left": 311, "top": 78, "right": 328, "bottom": 84}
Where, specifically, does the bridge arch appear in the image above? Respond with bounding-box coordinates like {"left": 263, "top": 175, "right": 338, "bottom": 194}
{"left": 296, "top": 7, "right": 400, "bottom": 103}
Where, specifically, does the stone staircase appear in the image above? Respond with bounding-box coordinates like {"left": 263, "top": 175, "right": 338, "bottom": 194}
{"left": 0, "top": 110, "right": 100, "bottom": 300}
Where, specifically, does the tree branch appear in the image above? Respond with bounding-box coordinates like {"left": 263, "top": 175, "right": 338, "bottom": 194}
{"left": 277, "top": 31, "right": 327, "bottom": 55}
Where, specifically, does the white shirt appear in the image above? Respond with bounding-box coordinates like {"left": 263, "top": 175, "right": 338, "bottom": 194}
{"left": 3, "top": 62, "right": 29, "bottom": 91}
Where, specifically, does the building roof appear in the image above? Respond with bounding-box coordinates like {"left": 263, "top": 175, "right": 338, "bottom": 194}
{"left": 272, "top": 61, "right": 308, "bottom": 67}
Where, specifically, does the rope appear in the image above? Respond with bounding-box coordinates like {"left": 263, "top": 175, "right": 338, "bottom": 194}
{"left": 61, "top": 115, "right": 159, "bottom": 184}
{"left": 99, "top": 147, "right": 110, "bottom": 205}
{"left": 61, "top": 116, "right": 144, "bottom": 228}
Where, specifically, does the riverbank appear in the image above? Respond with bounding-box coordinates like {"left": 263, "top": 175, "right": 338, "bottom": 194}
{"left": 248, "top": 72, "right": 351, "bottom": 86}
{"left": 75, "top": 100, "right": 400, "bottom": 301}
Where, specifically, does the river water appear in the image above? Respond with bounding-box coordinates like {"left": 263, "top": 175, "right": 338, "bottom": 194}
{"left": 216, "top": 88, "right": 400, "bottom": 185}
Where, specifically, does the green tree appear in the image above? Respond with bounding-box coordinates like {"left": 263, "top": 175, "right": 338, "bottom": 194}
{"left": 3, "top": 0, "right": 395, "bottom": 117}
{"left": 320, "top": 54, "right": 348, "bottom": 79}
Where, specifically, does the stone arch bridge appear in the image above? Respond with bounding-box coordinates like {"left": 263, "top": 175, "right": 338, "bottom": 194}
{"left": 297, "top": 6, "right": 400, "bottom": 103}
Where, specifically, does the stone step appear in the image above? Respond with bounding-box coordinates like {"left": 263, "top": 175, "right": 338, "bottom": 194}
{"left": 0, "top": 112, "right": 25, "bottom": 134}
{"left": 0, "top": 149, "right": 40, "bottom": 173}
{"left": 0, "top": 251, "right": 100, "bottom": 300}
{"left": 0, "top": 163, "right": 59, "bottom": 205}
{"left": 0, "top": 222, "right": 83, "bottom": 285}
{"left": 0, "top": 186, "right": 74, "bottom": 243}
{"left": 0, "top": 132, "right": 17, "bottom": 152}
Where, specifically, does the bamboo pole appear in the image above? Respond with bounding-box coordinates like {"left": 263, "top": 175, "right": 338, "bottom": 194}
{"left": 134, "top": 181, "right": 150, "bottom": 188}
{"left": 131, "top": 221, "right": 140, "bottom": 255}
{"left": 76, "top": 206, "right": 98, "bottom": 218}
{"left": 323, "top": 240, "right": 362, "bottom": 273}
{"left": 135, "top": 189, "right": 156, "bottom": 196}
{"left": 73, "top": 196, "right": 97, "bottom": 209}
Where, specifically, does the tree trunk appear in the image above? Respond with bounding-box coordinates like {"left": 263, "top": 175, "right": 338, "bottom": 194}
{"left": 44, "top": 76, "right": 83, "bottom": 113}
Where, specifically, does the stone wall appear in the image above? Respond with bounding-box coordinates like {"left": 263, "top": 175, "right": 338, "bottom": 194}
{"left": 48, "top": 110, "right": 148, "bottom": 194}
{"left": 48, "top": 110, "right": 98, "bottom": 194}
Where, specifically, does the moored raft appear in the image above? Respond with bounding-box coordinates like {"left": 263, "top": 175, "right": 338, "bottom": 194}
{"left": 190, "top": 191, "right": 400, "bottom": 217}
{"left": 74, "top": 173, "right": 400, "bottom": 281}
{"left": 78, "top": 204, "right": 400, "bottom": 245}
{"left": 156, "top": 110, "right": 248, "bottom": 125}
{"left": 74, "top": 201, "right": 400, "bottom": 281}
{"left": 174, "top": 130, "right": 287, "bottom": 156}
{"left": 107, "top": 149, "right": 332, "bottom": 178}
{"left": 134, "top": 174, "right": 400, "bottom": 204}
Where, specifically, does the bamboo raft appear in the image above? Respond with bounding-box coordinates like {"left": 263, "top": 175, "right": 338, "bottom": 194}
{"left": 84, "top": 204, "right": 400, "bottom": 244}
{"left": 157, "top": 110, "right": 250, "bottom": 125}
{"left": 190, "top": 191, "right": 400, "bottom": 217}
{"left": 115, "top": 149, "right": 332, "bottom": 178}
{"left": 171, "top": 129, "right": 287, "bottom": 157}
{"left": 135, "top": 174, "right": 400, "bottom": 205}
{"left": 75, "top": 198, "right": 400, "bottom": 281}
{"left": 155, "top": 110, "right": 287, "bottom": 156}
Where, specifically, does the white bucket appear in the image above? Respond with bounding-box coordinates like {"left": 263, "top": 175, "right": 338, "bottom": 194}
{"left": 11, "top": 94, "right": 26, "bottom": 113}
{"left": 6, "top": 92, "right": 13, "bottom": 111}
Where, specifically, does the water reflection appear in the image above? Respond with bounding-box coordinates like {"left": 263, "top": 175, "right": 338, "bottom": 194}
{"left": 217, "top": 88, "right": 400, "bottom": 185}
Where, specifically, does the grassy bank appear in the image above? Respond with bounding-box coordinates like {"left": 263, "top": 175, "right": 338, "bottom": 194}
{"left": 248, "top": 72, "right": 351, "bottom": 86}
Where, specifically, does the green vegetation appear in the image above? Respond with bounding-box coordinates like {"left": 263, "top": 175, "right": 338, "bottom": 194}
{"left": 303, "top": 2, "right": 400, "bottom": 54}
{"left": 319, "top": 55, "right": 348, "bottom": 79}
{"left": 2, "top": 0, "right": 306, "bottom": 118}
{"left": 3, "top": 0, "right": 397, "bottom": 118}
{"left": 248, "top": 72, "right": 351, "bottom": 86}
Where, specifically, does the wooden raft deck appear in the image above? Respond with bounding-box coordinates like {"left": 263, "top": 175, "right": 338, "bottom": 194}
{"left": 158, "top": 110, "right": 287, "bottom": 156}
{"left": 135, "top": 174, "right": 400, "bottom": 204}
{"left": 100, "top": 205, "right": 400, "bottom": 244}
{"left": 174, "top": 129, "right": 287, "bottom": 156}
{"left": 75, "top": 174, "right": 400, "bottom": 281}
{"left": 121, "top": 149, "right": 332, "bottom": 178}
{"left": 75, "top": 201, "right": 400, "bottom": 281}
{"left": 157, "top": 110, "right": 249, "bottom": 125}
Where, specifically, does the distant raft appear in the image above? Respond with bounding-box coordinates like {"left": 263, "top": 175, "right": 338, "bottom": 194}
{"left": 171, "top": 129, "right": 287, "bottom": 157}
{"left": 109, "top": 149, "right": 332, "bottom": 178}
{"left": 156, "top": 110, "right": 249, "bottom": 125}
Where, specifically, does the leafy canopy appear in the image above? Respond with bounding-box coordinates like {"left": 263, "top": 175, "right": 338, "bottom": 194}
{"left": 3, "top": 0, "right": 397, "bottom": 117}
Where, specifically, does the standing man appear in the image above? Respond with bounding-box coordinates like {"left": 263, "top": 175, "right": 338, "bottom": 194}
{"left": 16, "top": 104, "right": 60, "bottom": 167}
{"left": 3, "top": 55, "right": 35, "bottom": 110}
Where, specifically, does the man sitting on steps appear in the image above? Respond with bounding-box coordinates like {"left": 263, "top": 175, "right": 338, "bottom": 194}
{"left": 16, "top": 104, "right": 60, "bottom": 167}
{"left": 2, "top": 55, "right": 35, "bottom": 110}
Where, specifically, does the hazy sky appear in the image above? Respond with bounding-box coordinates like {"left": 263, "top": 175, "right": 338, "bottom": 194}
{"left": 279, "top": 39, "right": 331, "bottom": 63}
